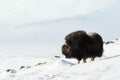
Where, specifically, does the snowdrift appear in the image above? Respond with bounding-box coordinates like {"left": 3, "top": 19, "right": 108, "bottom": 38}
{"left": 0, "top": 41, "right": 120, "bottom": 80}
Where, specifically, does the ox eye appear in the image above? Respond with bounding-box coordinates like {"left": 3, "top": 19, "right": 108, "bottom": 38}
{"left": 67, "top": 41, "right": 73, "bottom": 45}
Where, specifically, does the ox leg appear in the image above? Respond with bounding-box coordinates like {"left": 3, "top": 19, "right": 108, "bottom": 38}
{"left": 91, "top": 57, "right": 95, "bottom": 61}
{"left": 78, "top": 60, "right": 80, "bottom": 64}
{"left": 83, "top": 58, "right": 86, "bottom": 63}
{"left": 77, "top": 59, "right": 82, "bottom": 64}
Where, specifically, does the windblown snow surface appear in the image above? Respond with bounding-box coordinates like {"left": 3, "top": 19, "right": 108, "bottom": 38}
{"left": 0, "top": 41, "right": 120, "bottom": 80}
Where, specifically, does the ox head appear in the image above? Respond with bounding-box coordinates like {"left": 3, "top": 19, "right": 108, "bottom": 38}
{"left": 62, "top": 30, "right": 89, "bottom": 58}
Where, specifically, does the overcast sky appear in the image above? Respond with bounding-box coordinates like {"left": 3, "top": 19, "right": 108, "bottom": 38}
{"left": 0, "top": 0, "right": 120, "bottom": 56}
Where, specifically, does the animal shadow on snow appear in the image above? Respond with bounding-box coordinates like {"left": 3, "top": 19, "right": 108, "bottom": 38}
{"left": 100, "top": 55, "right": 120, "bottom": 60}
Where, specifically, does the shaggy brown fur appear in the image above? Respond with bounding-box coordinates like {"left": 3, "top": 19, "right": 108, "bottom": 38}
{"left": 62, "top": 30, "right": 103, "bottom": 63}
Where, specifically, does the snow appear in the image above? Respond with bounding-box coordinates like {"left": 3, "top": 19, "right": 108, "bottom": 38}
{"left": 0, "top": 41, "right": 120, "bottom": 80}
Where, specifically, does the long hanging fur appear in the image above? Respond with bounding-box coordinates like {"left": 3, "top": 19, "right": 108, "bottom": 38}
{"left": 62, "top": 30, "right": 104, "bottom": 63}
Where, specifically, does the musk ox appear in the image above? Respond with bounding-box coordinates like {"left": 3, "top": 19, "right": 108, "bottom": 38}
{"left": 62, "top": 30, "right": 103, "bottom": 63}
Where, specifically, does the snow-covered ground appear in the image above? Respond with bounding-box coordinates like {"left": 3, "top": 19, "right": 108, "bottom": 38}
{"left": 0, "top": 41, "right": 120, "bottom": 80}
